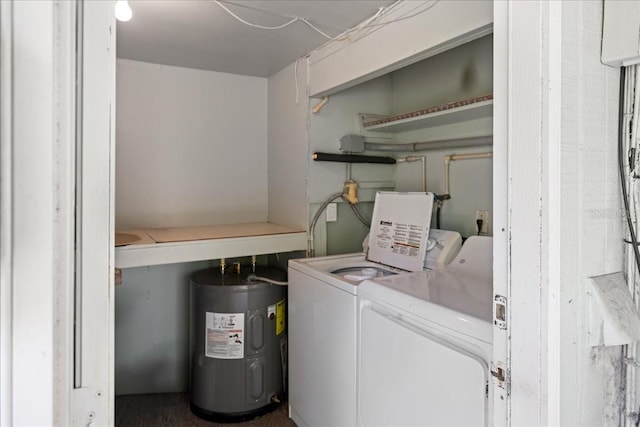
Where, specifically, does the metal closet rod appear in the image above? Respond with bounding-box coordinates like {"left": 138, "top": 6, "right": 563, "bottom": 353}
{"left": 364, "top": 135, "right": 493, "bottom": 152}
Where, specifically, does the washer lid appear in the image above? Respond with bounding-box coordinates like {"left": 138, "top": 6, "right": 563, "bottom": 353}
{"left": 366, "top": 192, "right": 434, "bottom": 272}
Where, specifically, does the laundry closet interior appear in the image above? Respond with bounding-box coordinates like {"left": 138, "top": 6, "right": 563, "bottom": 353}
{"left": 112, "top": 0, "right": 494, "bottom": 423}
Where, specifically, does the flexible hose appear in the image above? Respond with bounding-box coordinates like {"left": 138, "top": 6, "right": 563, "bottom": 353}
{"left": 308, "top": 192, "right": 344, "bottom": 257}
{"left": 350, "top": 203, "right": 371, "bottom": 227}
{"left": 247, "top": 275, "right": 288, "bottom": 286}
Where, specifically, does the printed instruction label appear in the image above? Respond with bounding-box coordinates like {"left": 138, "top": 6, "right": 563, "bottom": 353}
{"left": 276, "top": 299, "right": 286, "bottom": 336}
{"left": 367, "top": 192, "right": 433, "bottom": 272}
{"left": 205, "top": 312, "right": 245, "bottom": 359}
{"left": 375, "top": 220, "right": 423, "bottom": 257}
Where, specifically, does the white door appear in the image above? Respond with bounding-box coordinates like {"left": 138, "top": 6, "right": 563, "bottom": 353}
{"left": 0, "top": 1, "right": 115, "bottom": 425}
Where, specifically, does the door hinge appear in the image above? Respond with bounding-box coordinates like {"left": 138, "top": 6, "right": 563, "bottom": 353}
{"left": 494, "top": 294, "right": 507, "bottom": 330}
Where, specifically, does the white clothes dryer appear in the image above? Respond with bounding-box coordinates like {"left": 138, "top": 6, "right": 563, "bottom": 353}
{"left": 356, "top": 236, "right": 493, "bottom": 427}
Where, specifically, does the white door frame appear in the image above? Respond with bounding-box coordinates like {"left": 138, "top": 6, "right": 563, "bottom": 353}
{"left": 72, "top": 1, "right": 116, "bottom": 425}
{"left": 493, "top": 1, "right": 562, "bottom": 425}
{"left": 0, "top": 1, "right": 115, "bottom": 425}
{"left": 1, "top": 0, "right": 565, "bottom": 425}
{"left": 1, "top": 1, "right": 74, "bottom": 424}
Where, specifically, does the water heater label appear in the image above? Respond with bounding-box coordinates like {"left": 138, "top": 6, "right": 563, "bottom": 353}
{"left": 276, "top": 299, "right": 286, "bottom": 336}
{"left": 205, "top": 312, "right": 245, "bottom": 359}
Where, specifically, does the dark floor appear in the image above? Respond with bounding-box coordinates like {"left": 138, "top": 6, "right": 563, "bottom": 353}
{"left": 115, "top": 393, "right": 296, "bottom": 427}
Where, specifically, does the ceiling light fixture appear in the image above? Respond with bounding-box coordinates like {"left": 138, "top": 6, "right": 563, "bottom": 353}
{"left": 115, "top": 0, "right": 133, "bottom": 22}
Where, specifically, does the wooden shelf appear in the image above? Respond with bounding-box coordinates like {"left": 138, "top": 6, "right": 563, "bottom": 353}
{"left": 115, "top": 222, "right": 306, "bottom": 268}
{"left": 362, "top": 95, "right": 493, "bottom": 133}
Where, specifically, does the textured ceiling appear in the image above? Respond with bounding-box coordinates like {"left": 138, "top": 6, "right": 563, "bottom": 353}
{"left": 116, "top": 0, "right": 395, "bottom": 77}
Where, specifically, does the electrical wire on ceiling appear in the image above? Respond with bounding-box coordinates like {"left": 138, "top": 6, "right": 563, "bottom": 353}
{"left": 212, "top": 0, "right": 352, "bottom": 40}
{"left": 211, "top": 0, "right": 440, "bottom": 43}
{"left": 212, "top": 1, "right": 299, "bottom": 30}
{"left": 369, "top": 0, "right": 440, "bottom": 26}
{"left": 211, "top": 0, "right": 442, "bottom": 117}
{"left": 315, "top": 0, "right": 440, "bottom": 46}
{"left": 220, "top": 0, "right": 350, "bottom": 32}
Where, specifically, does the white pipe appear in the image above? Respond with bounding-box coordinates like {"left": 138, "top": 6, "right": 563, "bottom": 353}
{"left": 365, "top": 135, "right": 493, "bottom": 152}
{"left": 396, "top": 155, "right": 427, "bottom": 192}
{"left": 247, "top": 275, "right": 288, "bottom": 286}
{"left": 420, "top": 156, "right": 426, "bottom": 192}
{"left": 444, "top": 156, "right": 451, "bottom": 196}
{"left": 446, "top": 152, "right": 494, "bottom": 161}
{"left": 311, "top": 96, "right": 329, "bottom": 114}
{"left": 443, "top": 152, "right": 493, "bottom": 196}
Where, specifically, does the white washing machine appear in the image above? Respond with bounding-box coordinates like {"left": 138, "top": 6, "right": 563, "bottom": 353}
{"left": 288, "top": 192, "right": 462, "bottom": 427}
{"left": 357, "top": 236, "right": 493, "bottom": 427}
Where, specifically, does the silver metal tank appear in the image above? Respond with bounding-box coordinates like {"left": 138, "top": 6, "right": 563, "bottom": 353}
{"left": 189, "top": 265, "right": 287, "bottom": 422}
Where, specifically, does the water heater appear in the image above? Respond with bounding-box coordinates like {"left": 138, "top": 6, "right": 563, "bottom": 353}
{"left": 189, "top": 265, "right": 287, "bottom": 422}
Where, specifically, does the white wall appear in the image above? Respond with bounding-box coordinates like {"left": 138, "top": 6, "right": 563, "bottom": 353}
{"left": 306, "top": 35, "right": 494, "bottom": 254}
{"left": 390, "top": 35, "right": 493, "bottom": 114}
{"left": 309, "top": 75, "right": 394, "bottom": 203}
{"left": 307, "top": 0, "right": 493, "bottom": 97}
{"left": 308, "top": 74, "right": 394, "bottom": 255}
{"left": 394, "top": 146, "right": 492, "bottom": 237}
{"left": 116, "top": 59, "right": 268, "bottom": 229}
{"left": 115, "top": 60, "right": 271, "bottom": 395}
{"left": 267, "top": 61, "right": 309, "bottom": 230}
{"left": 390, "top": 35, "right": 493, "bottom": 237}
{"left": 115, "top": 261, "right": 209, "bottom": 395}
{"left": 559, "top": 1, "right": 625, "bottom": 424}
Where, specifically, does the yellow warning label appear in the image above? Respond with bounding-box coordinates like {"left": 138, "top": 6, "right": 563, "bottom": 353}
{"left": 276, "top": 299, "right": 285, "bottom": 336}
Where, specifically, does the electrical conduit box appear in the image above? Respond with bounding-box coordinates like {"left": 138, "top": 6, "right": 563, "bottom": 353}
{"left": 602, "top": 0, "right": 640, "bottom": 67}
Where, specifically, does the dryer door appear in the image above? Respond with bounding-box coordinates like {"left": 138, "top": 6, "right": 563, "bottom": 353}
{"left": 358, "top": 303, "right": 488, "bottom": 427}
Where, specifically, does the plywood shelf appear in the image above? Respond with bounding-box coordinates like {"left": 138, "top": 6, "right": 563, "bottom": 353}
{"left": 115, "top": 222, "right": 306, "bottom": 268}
{"left": 362, "top": 94, "right": 493, "bottom": 133}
